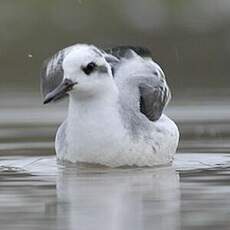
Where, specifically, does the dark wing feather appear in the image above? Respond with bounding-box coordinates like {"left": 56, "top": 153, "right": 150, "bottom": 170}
{"left": 104, "top": 46, "right": 152, "bottom": 59}
{"left": 105, "top": 46, "right": 170, "bottom": 121}
{"left": 103, "top": 46, "right": 152, "bottom": 78}
{"left": 40, "top": 46, "right": 74, "bottom": 99}
{"left": 139, "top": 82, "right": 171, "bottom": 121}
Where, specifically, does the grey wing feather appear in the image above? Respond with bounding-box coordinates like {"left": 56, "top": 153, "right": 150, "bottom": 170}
{"left": 104, "top": 46, "right": 171, "bottom": 121}
{"left": 40, "top": 46, "right": 74, "bottom": 99}
{"left": 139, "top": 81, "right": 171, "bottom": 121}
{"left": 104, "top": 46, "right": 152, "bottom": 59}
{"left": 103, "top": 46, "right": 152, "bottom": 76}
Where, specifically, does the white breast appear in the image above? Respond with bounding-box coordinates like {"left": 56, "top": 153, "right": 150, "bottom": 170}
{"left": 56, "top": 94, "right": 179, "bottom": 167}
{"left": 58, "top": 95, "right": 131, "bottom": 166}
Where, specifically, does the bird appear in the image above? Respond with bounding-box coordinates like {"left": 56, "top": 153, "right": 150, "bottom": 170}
{"left": 40, "top": 44, "right": 179, "bottom": 167}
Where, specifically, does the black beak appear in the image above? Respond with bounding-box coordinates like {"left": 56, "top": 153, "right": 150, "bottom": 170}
{"left": 43, "top": 79, "right": 77, "bottom": 104}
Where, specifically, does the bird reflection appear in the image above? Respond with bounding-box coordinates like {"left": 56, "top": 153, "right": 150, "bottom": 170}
{"left": 55, "top": 165, "right": 180, "bottom": 230}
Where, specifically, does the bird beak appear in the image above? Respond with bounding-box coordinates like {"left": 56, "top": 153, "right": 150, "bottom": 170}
{"left": 43, "top": 79, "right": 77, "bottom": 104}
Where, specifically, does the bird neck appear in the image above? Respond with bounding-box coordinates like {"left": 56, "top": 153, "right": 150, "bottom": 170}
{"left": 67, "top": 86, "right": 122, "bottom": 128}
{"left": 66, "top": 88, "right": 127, "bottom": 148}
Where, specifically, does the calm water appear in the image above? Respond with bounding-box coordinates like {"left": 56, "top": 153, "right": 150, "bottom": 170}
{"left": 1, "top": 94, "right": 230, "bottom": 230}
{"left": 2, "top": 1, "right": 230, "bottom": 229}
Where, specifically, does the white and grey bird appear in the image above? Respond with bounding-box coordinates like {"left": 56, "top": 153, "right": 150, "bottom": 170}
{"left": 40, "top": 44, "right": 179, "bottom": 167}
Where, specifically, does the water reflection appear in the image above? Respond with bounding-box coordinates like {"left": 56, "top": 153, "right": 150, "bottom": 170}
{"left": 0, "top": 157, "right": 180, "bottom": 230}
{"left": 2, "top": 94, "right": 230, "bottom": 229}
{"left": 56, "top": 166, "right": 180, "bottom": 230}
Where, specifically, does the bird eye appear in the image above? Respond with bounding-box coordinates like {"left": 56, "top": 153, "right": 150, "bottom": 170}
{"left": 82, "top": 62, "right": 97, "bottom": 75}
{"left": 153, "top": 71, "right": 159, "bottom": 76}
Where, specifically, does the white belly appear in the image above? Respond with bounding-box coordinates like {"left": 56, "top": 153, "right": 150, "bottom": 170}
{"left": 56, "top": 113, "right": 179, "bottom": 167}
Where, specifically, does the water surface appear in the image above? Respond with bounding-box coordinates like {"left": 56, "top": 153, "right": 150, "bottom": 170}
{"left": 1, "top": 94, "right": 230, "bottom": 230}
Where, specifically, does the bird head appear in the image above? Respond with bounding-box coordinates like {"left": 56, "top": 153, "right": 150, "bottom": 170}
{"left": 43, "top": 44, "right": 118, "bottom": 104}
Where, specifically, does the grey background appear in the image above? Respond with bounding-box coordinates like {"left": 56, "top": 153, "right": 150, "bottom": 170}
{"left": 1, "top": 0, "right": 230, "bottom": 100}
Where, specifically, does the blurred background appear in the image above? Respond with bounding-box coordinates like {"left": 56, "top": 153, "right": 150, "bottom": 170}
{"left": 1, "top": 0, "right": 230, "bottom": 97}
{"left": 1, "top": 0, "right": 230, "bottom": 155}
{"left": 2, "top": 2, "right": 230, "bottom": 229}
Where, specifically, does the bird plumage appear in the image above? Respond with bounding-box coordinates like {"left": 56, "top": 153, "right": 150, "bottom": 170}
{"left": 40, "top": 44, "right": 179, "bottom": 167}
{"left": 41, "top": 45, "right": 170, "bottom": 121}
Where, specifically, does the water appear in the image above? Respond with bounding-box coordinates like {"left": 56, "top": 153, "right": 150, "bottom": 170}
{"left": 2, "top": 1, "right": 230, "bottom": 229}
{"left": 1, "top": 94, "right": 230, "bottom": 230}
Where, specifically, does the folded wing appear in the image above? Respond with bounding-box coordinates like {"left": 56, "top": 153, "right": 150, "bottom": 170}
{"left": 105, "top": 46, "right": 171, "bottom": 121}
{"left": 40, "top": 45, "right": 171, "bottom": 121}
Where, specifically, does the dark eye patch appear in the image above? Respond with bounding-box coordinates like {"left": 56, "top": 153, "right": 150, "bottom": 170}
{"left": 153, "top": 71, "right": 158, "bottom": 76}
{"left": 82, "top": 62, "right": 97, "bottom": 75}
